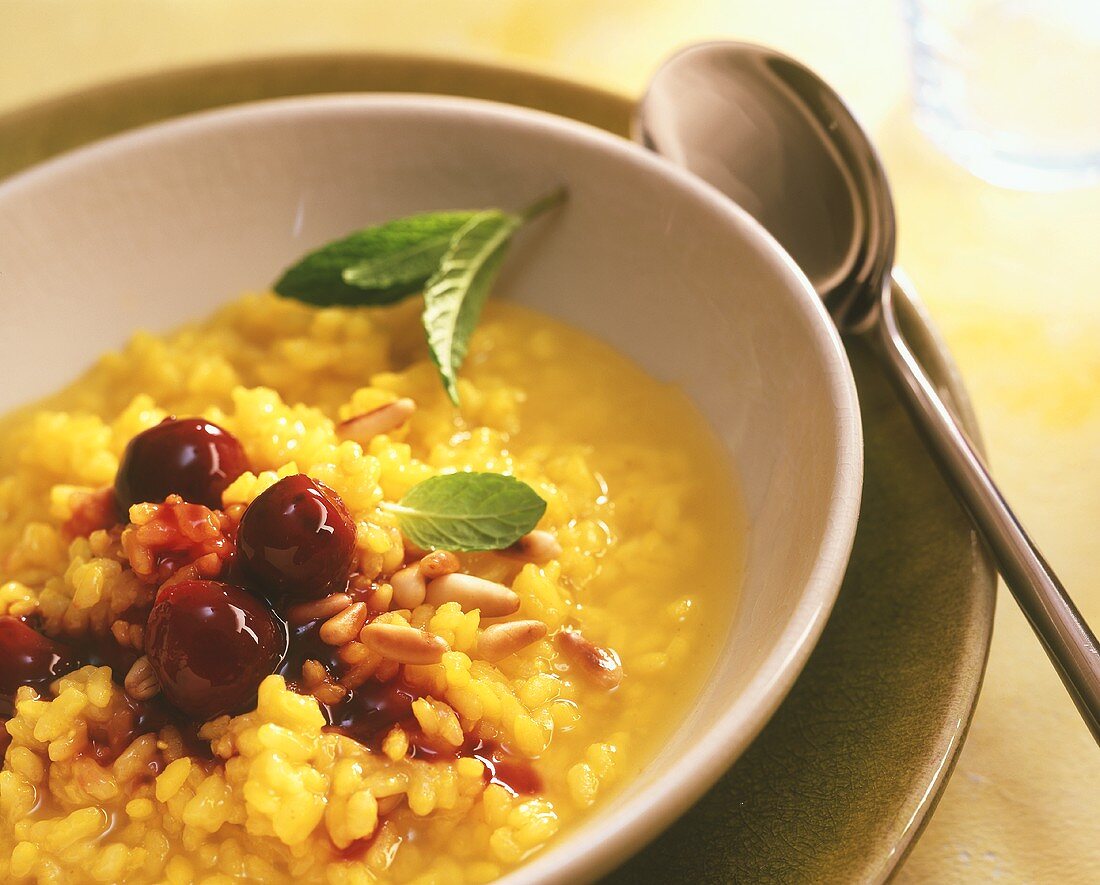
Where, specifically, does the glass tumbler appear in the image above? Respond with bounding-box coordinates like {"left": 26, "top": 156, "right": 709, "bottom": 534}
{"left": 904, "top": 0, "right": 1100, "bottom": 190}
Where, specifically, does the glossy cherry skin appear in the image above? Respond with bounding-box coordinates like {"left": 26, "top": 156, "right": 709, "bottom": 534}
{"left": 145, "top": 580, "right": 286, "bottom": 719}
{"left": 115, "top": 418, "right": 249, "bottom": 511}
{"left": 237, "top": 475, "right": 357, "bottom": 601}
{"left": 0, "top": 617, "right": 81, "bottom": 698}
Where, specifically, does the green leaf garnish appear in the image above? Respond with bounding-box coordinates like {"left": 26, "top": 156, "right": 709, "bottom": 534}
{"left": 422, "top": 210, "right": 521, "bottom": 406}
{"left": 384, "top": 472, "right": 547, "bottom": 552}
{"left": 273, "top": 188, "right": 566, "bottom": 402}
{"left": 342, "top": 229, "right": 458, "bottom": 290}
{"left": 423, "top": 189, "right": 565, "bottom": 406}
{"left": 274, "top": 211, "right": 477, "bottom": 306}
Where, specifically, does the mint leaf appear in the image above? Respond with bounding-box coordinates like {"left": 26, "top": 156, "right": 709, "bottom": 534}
{"left": 342, "top": 230, "right": 455, "bottom": 290}
{"left": 422, "top": 210, "right": 521, "bottom": 406}
{"left": 274, "top": 211, "right": 477, "bottom": 306}
{"left": 422, "top": 186, "right": 566, "bottom": 406}
{"left": 386, "top": 472, "right": 547, "bottom": 551}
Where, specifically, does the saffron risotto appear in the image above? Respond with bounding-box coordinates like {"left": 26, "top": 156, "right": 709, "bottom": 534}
{"left": 0, "top": 293, "right": 740, "bottom": 883}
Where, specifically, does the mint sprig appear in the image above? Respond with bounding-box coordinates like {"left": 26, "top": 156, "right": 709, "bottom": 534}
{"left": 273, "top": 189, "right": 566, "bottom": 403}
{"left": 384, "top": 472, "right": 547, "bottom": 551}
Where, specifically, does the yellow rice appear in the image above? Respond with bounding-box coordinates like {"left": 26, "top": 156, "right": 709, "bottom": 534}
{"left": 0, "top": 294, "right": 738, "bottom": 883}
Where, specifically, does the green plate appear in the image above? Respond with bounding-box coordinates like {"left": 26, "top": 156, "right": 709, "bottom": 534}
{"left": 0, "top": 55, "right": 997, "bottom": 883}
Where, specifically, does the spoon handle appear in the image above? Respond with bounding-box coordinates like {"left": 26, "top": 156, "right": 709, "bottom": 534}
{"left": 871, "top": 275, "right": 1100, "bottom": 743}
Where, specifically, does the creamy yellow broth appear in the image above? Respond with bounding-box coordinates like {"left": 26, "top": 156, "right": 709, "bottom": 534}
{"left": 0, "top": 294, "right": 739, "bottom": 883}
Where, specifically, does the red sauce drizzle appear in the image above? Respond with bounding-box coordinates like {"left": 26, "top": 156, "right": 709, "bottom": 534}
{"left": 276, "top": 613, "right": 542, "bottom": 799}
{"left": 472, "top": 741, "right": 542, "bottom": 796}
{"left": 278, "top": 617, "right": 344, "bottom": 681}
{"left": 61, "top": 487, "right": 121, "bottom": 540}
{"left": 0, "top": 618, "right": 212, "bottom": 770}
{"left": 66, "top": 627, "right": 142, "bottom": 680}
{"left": 0, "top": 616, "right": 83, "bottom": 701}
{"left": 320, "top": 680, "right": 417, "bottom": 747}
{"left": 304, "top": 673, "right": 541, "bottom": 797}
{"left": 81, "top": 692, "right": 209, "bottom": 769}
{"left": 323, "top": 738, "right": 546, "bottom": 865}
{"left": 123, "top": 497, "right": 237, "bottom": 586}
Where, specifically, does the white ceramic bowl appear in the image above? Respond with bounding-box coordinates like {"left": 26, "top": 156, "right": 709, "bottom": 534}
{"left": 0, "top": 95, "right": 862, "bottom": 883}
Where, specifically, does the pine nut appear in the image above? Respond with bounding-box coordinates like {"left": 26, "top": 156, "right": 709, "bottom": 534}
{"left": 391, "top": 565, "right": 427, "bottom": 610}
{"left": 320, "top": 602, "right": 370, "bottom": 646}
{"left": 286, "top": 593, "right": 354, "bottom": 627}
{"left": 301, "top": 658, "right": 347, "bottom": 705}
{"left": 338, "top": 398, "right": 416, "bottom": 445}
{"left": 515, "top": 530, "right": 563, "bottom": 563}
{"left": 124, "top": 656, "right": 160, "bottom": 700}
{"left": 425, "top": 574, "right": 520, "bottom": 617}
{"left": 418, "top": 550, "right": 460, "bottom": 580}
{"left": 301, "top": 659, "right": 327, "bottom": 688}
{"left": 360, "top": 622, "right": 448, "bottom": 665}
{"left": 477, "top": 620, "right": 548, "bottom": 662}
{"left": 314, "top": 681, "right": 348, "bottom": 705}
{"left": 555, "top": 629, "right": 623, "bottom": 689}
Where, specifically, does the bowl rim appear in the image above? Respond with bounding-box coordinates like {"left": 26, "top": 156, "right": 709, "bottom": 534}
{"left": 0, "top": 92, "right": 864, "bottom": 883}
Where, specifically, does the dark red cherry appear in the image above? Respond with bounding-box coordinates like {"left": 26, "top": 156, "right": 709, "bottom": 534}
{"left": 0, "top": 617, "right": 81, "bottom": 698}
{"left": 115, "top": 418, "right": 249, "bottom": 512}
{"left": 145, "top": 579, "right": 285, "bottom": 719}
{"left": 237, "top": 475, "right": 356, "bottom": 601}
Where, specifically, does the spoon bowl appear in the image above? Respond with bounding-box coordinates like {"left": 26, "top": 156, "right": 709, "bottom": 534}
{"left": 637, "top": 43, "right": 894, "bottom": 332}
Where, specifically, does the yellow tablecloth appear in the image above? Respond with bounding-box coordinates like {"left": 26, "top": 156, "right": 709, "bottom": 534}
{"left": 4, "top": 2, "right": 1099, "bottom": 880}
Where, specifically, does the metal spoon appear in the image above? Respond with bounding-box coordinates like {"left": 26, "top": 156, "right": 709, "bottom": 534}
{"left": 636, "top": 41, "right": 1100, "bottom": 743}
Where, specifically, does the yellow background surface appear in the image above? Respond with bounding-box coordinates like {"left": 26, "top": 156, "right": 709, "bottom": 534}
{"left": 3, "top": 1, "right": 1099, "bottom": 881}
